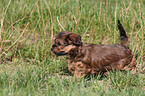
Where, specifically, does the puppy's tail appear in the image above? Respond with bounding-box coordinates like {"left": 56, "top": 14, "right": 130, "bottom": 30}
{"left": 117, "top": 20, "right": 129, "bottom": 47}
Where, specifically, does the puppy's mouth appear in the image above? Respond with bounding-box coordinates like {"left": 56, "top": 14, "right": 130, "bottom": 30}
{"left": 53, "top": 51, "right": 67, "bottom": 56}
{"left": 51, "top": 44, "right": 76, "bottom": 56}
{"left": 51, "top": 45, "right": 68, "bottom": 56}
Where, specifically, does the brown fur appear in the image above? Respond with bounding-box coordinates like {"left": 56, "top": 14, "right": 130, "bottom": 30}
{"left": 51, "top": 21, "right": 136, "bottom": 78}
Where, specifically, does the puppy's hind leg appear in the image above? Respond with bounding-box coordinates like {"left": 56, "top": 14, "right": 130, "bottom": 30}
{"left": 122, "top": 57, "right": 136, "bottom": 74}
{"left": 129, "top": 57, "right": 136, "bottom": 74}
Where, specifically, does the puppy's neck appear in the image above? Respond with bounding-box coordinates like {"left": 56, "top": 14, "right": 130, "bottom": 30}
{"left": 67, "top": 46, "right": 84, "bottom": 62}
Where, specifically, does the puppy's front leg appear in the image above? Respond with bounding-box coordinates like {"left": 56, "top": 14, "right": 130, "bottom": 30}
{"left": 69, "top": 61, "right": 91, "bottom": 78}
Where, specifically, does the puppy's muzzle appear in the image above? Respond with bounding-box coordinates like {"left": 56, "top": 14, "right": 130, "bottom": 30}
{"left": 51, "top": 44, "right": 67, "bottom": 56}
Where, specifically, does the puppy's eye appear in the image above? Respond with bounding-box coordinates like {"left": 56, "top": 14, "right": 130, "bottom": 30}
{"left": 57, "top": 42, "right": 61, "bottom": 46}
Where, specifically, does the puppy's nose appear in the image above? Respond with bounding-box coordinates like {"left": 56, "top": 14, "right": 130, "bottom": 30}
{"left": 51, "top": 48, "right": 53, "bottom": 51}
{"left": 51, "top": 44, "right": 57, "bottom": 51}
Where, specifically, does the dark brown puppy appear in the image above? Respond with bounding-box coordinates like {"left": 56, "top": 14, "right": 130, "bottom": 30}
{"left": 51, "top": 20, "right": 136, "bottom": 78}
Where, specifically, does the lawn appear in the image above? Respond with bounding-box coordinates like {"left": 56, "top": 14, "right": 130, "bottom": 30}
{"left": 0, "top": 0, "right": 145, "bottom": 95}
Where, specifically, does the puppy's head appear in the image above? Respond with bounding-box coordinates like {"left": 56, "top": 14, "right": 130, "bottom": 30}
{"left": 51, "top": 31, "right": 82, "bottom": 56}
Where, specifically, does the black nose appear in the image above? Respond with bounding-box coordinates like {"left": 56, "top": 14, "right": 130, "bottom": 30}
{"left": 51, "top": 48, "right": 53, "bottom": 51}
{"left": 52, "top": 44, "right": 57, "bottom": 47}
{"left": 51, "top": 44, "right": 57, "bottom": 51}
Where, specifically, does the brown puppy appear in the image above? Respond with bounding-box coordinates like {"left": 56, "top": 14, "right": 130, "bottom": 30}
{"left": 51, "top": 20, "right": 136, "bottom": 78}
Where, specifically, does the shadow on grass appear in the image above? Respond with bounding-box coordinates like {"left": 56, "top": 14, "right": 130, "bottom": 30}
{"left": 60, "top": 66, "right": 108, "bottom": 80}
{"left": 60, "top": 65, "right": 140, "bottom": 81}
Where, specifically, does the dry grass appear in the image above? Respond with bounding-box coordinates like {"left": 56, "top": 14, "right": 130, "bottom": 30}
{"left": 0, "top": 0, "right": 144, "bottom": 95}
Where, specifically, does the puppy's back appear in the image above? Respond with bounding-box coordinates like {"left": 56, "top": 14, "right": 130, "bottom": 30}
{"left": 81, "top": 44, "right": 133, "bottom": 72}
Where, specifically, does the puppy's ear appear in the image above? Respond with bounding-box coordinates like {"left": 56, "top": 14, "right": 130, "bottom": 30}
{"left": 66, "top": 33, "right": 82, "bottom": 46}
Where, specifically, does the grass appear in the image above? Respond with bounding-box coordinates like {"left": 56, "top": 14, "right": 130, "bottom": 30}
{"left": 0, "top": 0, "right": 145, "bottom": 95}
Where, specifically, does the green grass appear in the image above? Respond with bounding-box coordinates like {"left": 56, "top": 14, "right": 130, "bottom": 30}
{"left": 0, "top": 0, "right": 145, "bottom": 95}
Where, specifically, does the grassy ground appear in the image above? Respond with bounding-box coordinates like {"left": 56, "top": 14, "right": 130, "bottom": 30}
{"left": 0, "top": 0, "right": 145, "bottom": 95}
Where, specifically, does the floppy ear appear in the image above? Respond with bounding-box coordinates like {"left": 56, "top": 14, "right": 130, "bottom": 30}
{"left": 66, "top": 33, "right": 82, "bottom": 46}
